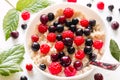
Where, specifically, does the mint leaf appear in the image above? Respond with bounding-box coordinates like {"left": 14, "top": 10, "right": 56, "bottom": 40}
{"left": 0, "top": 44, "right": 25, "bottom": 76}
{"left": 16, "top": 0, "right": 51, "bottom": 13}
{"left": 3, "top": 9, "right": 19, "bottom": 40}
{"left": 110, "top": 39, "right": 120, "bottom": 61}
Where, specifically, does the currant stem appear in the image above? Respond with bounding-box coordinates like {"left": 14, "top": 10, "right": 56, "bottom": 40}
{"left": 5, "top": 0, "right": 15, "bottom": 8}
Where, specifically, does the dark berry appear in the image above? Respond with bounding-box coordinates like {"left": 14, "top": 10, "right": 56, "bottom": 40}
{"left": 56, "top": 34, "right": 63, "bottom": 41}
{"left": 119, "top": 8, "right": 120, "bottom": 13}
{"left": 31, "top": 42, "right": 40, "bottom": 51}
{"left": 73, "top": 61, "right": 83, "bottom": 71}
{"left": 111, "top": 21, "right": 119, "bottom": 30}
{"left": 48, "top": 26, "right": 56, "bottom": 32}
{"left": 108, "top": 5, "right": 114, "bottom": 12}
{"left": 60, "top": 56, "right": 71, "bottom": 67}
{"left": 85, "top": 38, "right": 93, "bottom": 46}
{"left": 53, "top": 21, "right": 59, "bottom": 27}
{"left": 75, "top": 28, "right": 83, "bottom": 36}
{"left": 89, "top": 53, "right": 97, "bottom": 61}
{"left": 39, "top": 64, "right": 46, "bottom": 71}
{"left": 63, "top": 7, "right": 74, "bottom": 18}
{"left": 69, "top": 25, "right": 77, "bottom": 32}
{"left": 21, "top": 11, "right": 30, "bottom": 21}
{"left": 51, "top": 53, "right": 59, "bottom": 62}
{"left": 58, "top": 51, "right": 65, "bottom": 59}
{"left": 65, "top": 20, "right": 72, "bottom": 27}
{"left": 106, "top": 16, "right": 112, "bottom": 22}
{"left": 84, "top": 46, "right": 92, "bottom": 54}
{"left": 21, "top": 24, "right": 27, "bottom": 30}
{"left": 94, "top": 73, "right": 104, "bottom": 80}
{"left": 67, "top": 46, "right": 75, "bottom": 54}
{"left": 87, "top": 3, "right": 92, "bottom": 7}
{"left": 40, "top": 14, "right": 48, "bottom": 24}
{"left": 10, "top": 31, "right": 19, "bottom": 39}
{"left": 89, "top": 20, "right": 96, "bottom": 26}
{"left": 58, "top": 16, "right": 66, "bottom": 24}
{"left": 20, "top": 75, "right": 28, "bottom": 80}
{"left": 72, "top": 18, "right": 79, "bottom": 25}
{"left": 47, "top": 12, "right": 55, "bottom": 21}
{"left": 87, "top": 26, "right": 93, "bottom": 32}
{"left": 56, "top": 24, "right": 64, "bottom": 32}
{"left": 63, "top": 37, "right": 73, "bottom": 47}
{"left": 26, "top": 64, "right": 33, "bottom": 71}
{"left": 84, "top": 28, "right": 91, "bottom": 36}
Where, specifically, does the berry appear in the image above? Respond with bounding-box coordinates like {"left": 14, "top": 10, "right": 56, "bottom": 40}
{"left": 58, "top": 16, "right": 66, "bottom": 24}
{"left": 94, "top": 73, "right": 104, "bottom": 80}
{"left": 56, "top": 24, "right": 64, "bottom": 32}
{"left": 20, "top": 76, "right": 28, "bottom": 80}
{"left": 21, "top": 11, "right": 30, "bottom": 20}
{"left": 80, "top": 19, "right": 89, "bottom": 28}
{"left": 64, "top": 66, "right": 77, "bottom": 77}
{"left": 31, "top": 34, "right": 39, "bottom": 42}
{"left": 48, "top": 62, "right": 62, "bottom": 75}
{"left": 55, "top": 41, "right": 64, "bottom": 51}
{"left": 48, "top": 25, "right": 56, "bottom": 32}
{"left": 67, "top": 46, "right": 75, "bottom": 54}
{"left": 51, "top": 53, "right": 59, "bottom": 62}
{"left": 72, "top": 18, "right": 79, "bottom": 25}
{"left": 119, "top": 8, "right": 120, "bottom": 13}
{"left": 58, "top": 52, "right": 65, "bottom": 59}
{"left": 38, "top": 24, "right": 48, "bottom": 33}
{"left": 75, "top": 50, "right": 85, "bottom": 60}
{"left": 40, "top": 14, "right": 48, "bottom": 24}
{"left": 85, "top": 38, "right": 93, "bottom": 46}
{"left": 75, "top": 28, "right": 83, "bottom": 36}
{"left": 67, "top": 0, "right": 77, "bottom": 2}
{"left": 26, "top": 64, "right": 33, "bottom": 71}
{"left": 47, "top": 12, "right": 55, "bottom": 21}
{"left": 47, "top": 33, "right": 56, "bottom": 42}
{"left": 108, "top": 5, "right": 114, "bottom": 12}
{"left": 111, "top": 21, "right": 119, "bottom": 30}
{"left": 106, "top": 16, "right": 112, "bottom": 22}
{"left": 87, "top": 3, "right": 92, "bottom": 7}
{"left": 56, "top": 34, "right": 63, "bottom": 41}
{"left": 74, "top": 36, "right": 85, "bottom": 46}
{"left": 84, "top": 28, "right": 91, "bottom": 36}
{"left": 21, "top": 24, "right": 27, "bottom": 30}
{"left": 69, "top": 25, "right": 77, "bottom": 32}
{"left": 40, "top": 44, "right": 50, "bottom": 54}
{"left": 65, "top": 20, "right": 72, "bottom": 27}
{"left": 97, "top": 2, "right": 104, "bottom": 10}
{"left": 87, "top": 26, "right": 93, "bottom": 32}
{"left": 39, "top": 64, "right": 46, "bottom": 71}
{"left": 63, "top": 37, "right": 73, "bottom": 47}
{"left": 62, "top": 30, "right": 74, "bottom": 39}
{"left": 60, "top": 56, "right": 71, "bottom": 67}
{"left": 84, "top": 46, "right": 93, "bottom": 54}
{"left": 73, "top": 61, "right": 83, "bottom": 71}
{"left": 53, "top": 21, "right": 59, "bottom": 27}
{"left": 63, "top": 7, "right": 74, "bottom": 18}
{"left": 89, "top": 20, "right": 96, "bottom": 27}
{"left": 89, "top": 53, "right": 97, "bottom": 61}
{"left": 93, "top": 40, "right": 103, "bottom": 49}
{"left": 10, "top": 31, "right": 19, "bottom": 39}
{"left": 31, "top": 42, "right": 40, "bottom": 51}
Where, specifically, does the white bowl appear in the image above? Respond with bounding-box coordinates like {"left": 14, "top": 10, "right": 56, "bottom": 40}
{"left": 25, "top": 2, "right": 106, "bottom": 80}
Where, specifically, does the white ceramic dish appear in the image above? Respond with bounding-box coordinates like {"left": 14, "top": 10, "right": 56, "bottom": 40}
{"left": 25, "top": 2, "right": 106, "bottom": 80}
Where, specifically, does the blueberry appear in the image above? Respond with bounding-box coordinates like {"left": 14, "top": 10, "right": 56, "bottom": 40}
{"left": 67, "top": 46, "right": 75, "bottom": 54}
{"left": 60, "top": 56, "right": 71, "bottom": 67}
{"left": 84, "top": 46, "right": 92, "bottom": 54}
{"left": 119, "top": 8, "right": 120, "bottom": 13}
{"left": 63, "top": 38, "right": 73, "bottom": 47}
{"left": 53, "top": 21, "right": 59, "bottom": 27}
{"left": 65, "top": 20, "right": 72, "bottom": 27}
{"left": 10, "top": 31, "right": 19, "bottom": 39}
{"left": 111, "top": 21, "right": 119, "bottom": 30}
{"left": 69, "top": 25, "right": 77, "bottom": 32}
{"left": 48, "top": 12, "right": 55, "bottom": 21}
{"left": 20, "top": 76, "right": 28, "bottom": 80}
{"left": 75, "top": 28, "right": 83, "bottom": 36}
{"left": 56, "top": 34, "right": 63, "bottom": 41}
{"left": 84, "top": 28, "right": 91, "bottom": 36}
{"left": 108, "top": 5, "right": 114, "bottom": 12}
{"left": 31, "top": 42, "right": 40, "bottom": 51}
{"left": 72, "top": 18, "right": 79, "bottom": 25}
{"left": 106, "top": 16, "right": 112, "bottom": 22}
{"left": 21, "top": 24, "right": 27, "bottom": 30}
{"left": 56, "top": 24, "right": 64, "bottom": 32}
{"left": 89, "top": 20, "right": 96, "bottom": 27}
{"left": 87, "top": 26, "right": 93, "bottom": 32}
{"left": 85, "top": 38, "right": 93, "bottom": 46}
{"left": 58, "top": 51, "right": 65, "bottom": 59}
{"left": 89, "top": 53, "right": 97, "bottom": 61}
{"left": 48, "top": 25, "right": 56, "bottom": 32}
{"left": 39, "top": 64, "right": 46, "bottom": 71}
{"left": 86, "top": 3, "right": 92, "bottom": 7}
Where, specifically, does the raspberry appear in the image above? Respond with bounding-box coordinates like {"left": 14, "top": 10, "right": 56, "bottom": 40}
{"left": 55, "top": 41, "right": 64, "bottom": 51}
{"left": 21, "top": 11, "right": 30, "bottom": 20}
{"left": 67, "top": 0, "right": 77, "bottom": 2}
{"left": 62, "top": 30, "right": 74, "bottom": 39}
{"left": 75, "top": 50, "right": 85, "bottom": 60}
{"left": 74, "top": 36, "right": 85, "bottom": 46}
{"left": 47, "top": 33, "right": 56, "bottom": 42}
{"left": 40, "top": 44, "right": 50, "bottom": 54}
{"left": 97, "top": 2, "right": 105, "bottom": 10}
{"left": 63, "top": 7, "right": 74, "bottom": 18}
{"left": 64, "top": 66, "right": 77, "bottom": 77}
{"left": 31, "top": 34, "right": 39, "bottom": 42}
{"left": 48, "top": 62, "right": 62, "bottom": 75}
{"left": 93, "top": 40, "right": 103, "bottom": 49}
{"left": 38, "top": 24, "right": 48, "bottom": 33}
{"left": 26, "top": 64, "right": 33, "bottom": 71}
{"left": 80, "top": 19, "right": 89, "bottom": 28}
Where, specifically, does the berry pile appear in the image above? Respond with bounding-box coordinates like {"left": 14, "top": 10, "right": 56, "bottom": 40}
{"left": 30, "top": 7, "right": 105, "bottom": 77}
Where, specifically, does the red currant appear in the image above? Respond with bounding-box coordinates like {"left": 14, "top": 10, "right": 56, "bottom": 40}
{"left": 74, "top": 36, "right": 85, "bottom": 46}
{"left": 58, "top": 16, "right": 66, "bottom": 24}
{"left": 21, "top": 11, "right": 30, "bottom": 20}
{"left": 93, "top": 40, "right": 103, "bottom": 49}
{"left": 48, "top": 62, "right": 62, "bottom": 75}
{"left": 40, "top": 44, "right": 50, "bottom": 54}
{"left": 31, "top": 34, "right": 39, "bottom": 42}
{"left": 38, "top": 24, "right": 48, "bottom": 33}
{"left": 62, "top": 30, "right": 74, "bottom": 39}
{"left": 26, "top": 64, "right": 33, "bottom": 71}
{"left": 80, "top": 19, "right": 89, "bottom": 28}
{"left": 55, "top": 41, "right": 64, "bottom": 51}
{"left": 97, "top": 2, "right": 105, "bottom": 10}
{"left": 63, "top": 7, "right": 74, "bottom": 18}
{"left": 47, "top": 33, "right": 56, "bottom": 42}
{"left": 75, "top": 50, "right": 85, "bottom": 60}
{"left": 67, "top": 0, "right": 77, "bottom": 2}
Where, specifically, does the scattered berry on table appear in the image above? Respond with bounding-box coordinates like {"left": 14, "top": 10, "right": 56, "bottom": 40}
{"left": 73, "top": 61, "right": 83, "bottom": 71}
{"left": 47, "top": 33, "right": 56, "bottom": 42}
{"left": 38, "top": 24, "right": 48, "bottom": 33}
{"left": 108, "top": 5, "right": 114, "bottom": 12}
{"left": 48, "top": 25, "right": 56, "bottom": 33}
{"left": 93, "top": 40, "right": 103, "bottom": 49}
{"left": 86, "top": 3, "right": 92, "bottom": 7}
{"left": 74, "top": 36, "right": 85, "bottom": 46}
{"left": 60, "top": 56, "right": 71, "bottom": 67}
{"left": 31, "top": 34, "right": 39, "bottom": 42}
{"left": 40, "top": 14, "right": 48, "bottom": 24}
{"left": 21, "top": 24, "right": 27, "bottom": 30}
{"left": 106, "top": 16, "right": 112, "bottom": 22}
{"left": 39, "top": 64, "right": 46, "bottom": 71}
{"left": 10, "top": 31, "right": 19, "bottom": 39}
{"left": 55, "top": 41, "right": 64, "bottom": 51}
{"left": 47, "top": 12, "right": 55, "bottom": 21}
{"left": 31, "top": 42, "right": 40, "bottom": 51}
{"left": 84, "top": 46, "right": 93, "bottom": 55}
{"left": 94, "top": 73, "right": 104, "bottom": 80}
{"left": 21, "top": 11, "right": 30, "bottom": 20}
{"left": 63, "top": 7, "right": 74, "bottom": 18}
{"left": 40, "top": 44, "right": 50, "bottom": 54}
{"left": 67, "top": 46, "right": 75, "bottom": 54}
{"left": 20, "top": 75, "right": 28, "bottom": 80}
{"left": 75, "top": 50, "right": 85, "bottom": 60}
{"left": 97, "top": 1, "right": 105, "bottom": 10}
{"left": 26, "top": 64, "right": 33, "bottom": 71}
{"left": 80, "top": 19, "right": 89, "bottom": 28}
{"left": 58, "top": 16, "right": 66, "bottom": 24}
{"left": 62, "top": 30, "right": 74, "bottom": 39}
{"left": 111, "top": 21, "right": 119, "bottom": 30}
{"left": 56, "top": 24, "right": 64, "bottom": 32}
{"left": 63, "top": 37, "right": 73, "bottom": 47}
{"left": 67, "top": 0, "right": 77, "bottom": 2}
{"left": 51, "top": 53, "right": 59, "bottom": 62}
{"left": 56, "top": 34, "right": 63, "bottom": 41}
{"left": 118, "top": 8, "right": 120, "bottom": 13}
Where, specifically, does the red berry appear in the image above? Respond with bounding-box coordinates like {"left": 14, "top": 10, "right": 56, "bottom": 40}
{"left": 48, "top": 62, "right": 62, "bottom": 75}
{"left": 55, "top": 41, "right": 64, "bottom": 51}
{"left": 21, "top": 11, "right": 30, "bottom": 20}
{"left": 40, "top": 44, "right": 50, "bottom": 54}
{"left": 73, "top": 61, "right": 83, "bottom": 71}
{"left": 47, "top": 33, "right": 56, "bottom": 42}
{"left": 31, "top": 34, "right": 39, "bottom": 42}
{"left": 38, "top": 24, "right": 48, "bottom": 33}
{"left": 80, "top": 19, "right": 89, "bottom": 28}
{"left": 97, "top": 2, "right": 105, "bottom": 10}
{"left": 93, "top": 40, "right": 103, "bottom": 49}
{"left": 64, "top": 66, "right": 77, "bottom": 77}
{"left": 94, "top": 73, "right": 103, "bottom": 80}
{"left": 74, "top": 36, "right": 85, "bottom": 46}
{"left": 75, "top": 50, "right": 85, "bottom": 60}
{"left": 58, "top": 16, "right": 66, "bottom": 24}
{"left": 63, "top": 7, "right": 74, "bottom": 18}
{"left": 67, "top": 0, "right": 77, "bottom": 2}
{"left": 40, "top": 14, "right": 48, "bottom": 24}
{"left": 26, "top": 64, "right": 33, "bottom": 71}
{"left": 62, "top": 30, "right": 74, "bottom": 39}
